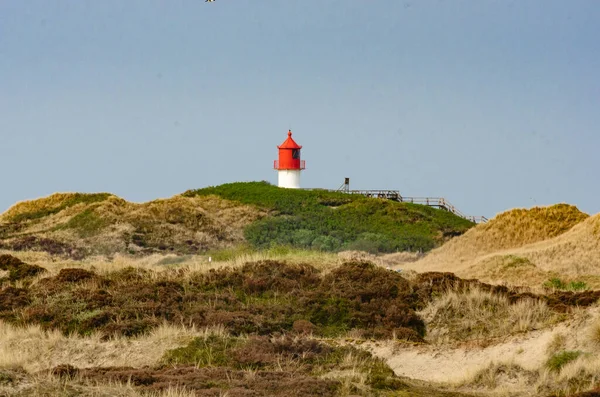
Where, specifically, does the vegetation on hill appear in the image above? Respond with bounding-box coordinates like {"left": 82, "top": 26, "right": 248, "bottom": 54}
{"left": 0, "top": 256, "right": 466, "bottom": 396}
{"left": 183, "top": 181, "right": 475, "bottom": 254}
{"left": 1, "top": 260, "right": 425, "bottom": 341}
{"left": 0, "top": 182, "right": 474, "bottom": 258}
{"left": 0, "top": 192, "right": 263, "bottom": 258}
{"left": 1, "top": 252, "right": 598, "bottom": 396}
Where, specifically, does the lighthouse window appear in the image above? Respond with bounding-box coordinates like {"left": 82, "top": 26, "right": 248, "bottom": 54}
{"left": 292, "top": 149, "right": 300, "bottom": 159}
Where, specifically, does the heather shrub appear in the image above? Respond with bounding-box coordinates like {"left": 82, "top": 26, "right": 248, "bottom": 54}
{"left": 0, "top": 254, "right": 46, "bottom": 281}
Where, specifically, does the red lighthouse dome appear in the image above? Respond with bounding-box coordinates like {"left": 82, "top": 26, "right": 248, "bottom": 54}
{"left": 274, "top": 130, "right": 305, "bottom": 188}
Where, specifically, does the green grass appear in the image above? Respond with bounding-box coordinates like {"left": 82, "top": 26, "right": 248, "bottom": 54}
{"left": 543, "top": 278, "right": 589, "bottom": 291}
{"left": 162, "top": 334, "right": 238, "bottom": 367}
{"left": 183, "top": 182, "right": 474, "bottom": 253}
{"left": 60, "top": 208, "right": 110, "bottom": 237}
{"left": 502, "top": 255, "right": 535, "bottom": 269}
{"left": 546, "top": 350, "right": 583, "bottom": 372}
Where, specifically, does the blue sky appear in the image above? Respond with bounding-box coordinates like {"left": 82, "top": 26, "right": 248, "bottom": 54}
{"left": 1, "top": 0, "right": 598, "bottom": 219}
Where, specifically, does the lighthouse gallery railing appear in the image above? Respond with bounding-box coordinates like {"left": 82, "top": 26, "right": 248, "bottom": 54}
{"left": 274, "top": 160, "right": 306, "bottom": 170}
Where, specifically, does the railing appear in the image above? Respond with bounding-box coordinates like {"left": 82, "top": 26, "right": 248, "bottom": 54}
{"left": 464, "top": 215, "right": 490, "bottom": 223}
{"left": 400, "top": 197, "right": 464, "bottom": 215}
{"left": 342, "top": 191, "right": 488, "bottom": 223}
{"left": 273, "top": 160, "right": 305, "bottom": 170}
{"left": 299, "top": 187, "right": 488, "bottom": 223}
{"left": 347, "top": 190, "right": 403, "bottom": 200}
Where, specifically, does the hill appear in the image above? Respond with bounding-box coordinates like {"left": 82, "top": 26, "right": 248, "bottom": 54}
{"left": 0, "top": 182, "right": 475, "bottom": 258}
{"left": 0, "top": 192, "right": 263, "bottom": 258}
{"left": 402, "top": 204, "right": 599, "bottom": 287}
{"left": 184, "top": 182, "right": 476, "bottom": 252}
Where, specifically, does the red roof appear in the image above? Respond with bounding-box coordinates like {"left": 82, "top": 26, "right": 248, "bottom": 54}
{"left": 277, "top": 130, "right": 302, "bottom": 149}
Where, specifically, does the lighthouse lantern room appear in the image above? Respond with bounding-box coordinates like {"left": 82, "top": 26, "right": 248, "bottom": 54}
{"left": 274, "top": 130, "right": 305, "bottom": 189}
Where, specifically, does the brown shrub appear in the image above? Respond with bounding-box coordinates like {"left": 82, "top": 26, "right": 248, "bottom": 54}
{"left": 55, "top": 268, "right": 97, "bottom": 283}
{"left": 0, "top": 254, "right": 46, "bottom": 281}
{"left": 311, "top": 261, "right": 426, "bottom": 337}
{"left": 204, "top": 310, "right": 260, "bottom": 335}
{"left": 108, "top": 267, "right": 151, "bottom": 282}
{"left": 546, "top": 291, "right": 600, "bottom": 311}
{"left": 0, "top": 261, "right": 451, "bottom": 340}
{"left": 102, "top": 318, "right": 160, "bottom": 338}
{"left": 73, "top": 289, "right": 113, "bottom": 310}
{"left": 567, "top": 389, "right": 600, "bottom": 397}
{"left": 79, "top": 311, "right": 113, "bottom": 332}
{"left": 272, "top": 336, "right": 332, "bottom": 360}
{"left": 50, "top": 364, "right": 79, "bottom": 380}
{"left": 321, "top": 261, "right": 410, "bottom": 302}
{"left": 239, "top": 261, "right": 321, "bottom": 294}
{"left": 232, "top": 337, "right": 277, "bottom": 368}
{"left": 293, "top": 319, "right": 317, "bottom": 335}
{"left": 8, "top": 236, "right": 83, "bottom": 258}
{"left": 393, "top": 327, "right": 425, "bottom": 342}
{"left": 0, "top": 287, "right": 30, "bottom": 312}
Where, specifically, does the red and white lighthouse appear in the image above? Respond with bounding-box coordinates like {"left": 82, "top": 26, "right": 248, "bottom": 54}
{"left": 274, "top": 130, "right": 305, "bottom": 189}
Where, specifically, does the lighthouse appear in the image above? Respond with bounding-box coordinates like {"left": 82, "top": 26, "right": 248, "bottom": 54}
{"left": 274, "top": 130, "right": 305, "bottom": 189}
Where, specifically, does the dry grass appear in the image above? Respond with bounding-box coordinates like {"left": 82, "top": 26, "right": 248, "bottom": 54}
{"left": 463, "top": 255, "right": 554, "bottom": 288}
{"left": 538, "top": 354, "right": 599, "bottom": 396}
{"left": 0, "top": 245, "right": 343, "bottom": 282}
{"left": 459, "top": 360, "right": 539, "bottom": 393}
{"left": 414, "top": 204, "right": 588, "bottom": 271}
{"left": 448, "top": 309, "right": 600, "bottom": 396}
{"left": 419, "top": 287, "right": 557, "bottom": 345}
{"left": 588, "top": 319, "right": 600, "bottom": 350}
{"left": 0, "top": 320, "right": 215, "bottom": 373}
{"left": 403, "top": 206, "right": 600, "bottom": 289}
{"left": 406, "top": 204, "right": 587, "bottom": 273}
{"left": 336, "top": 250, "right": 423, "bottom": 272}
{"left": 546, "top": 333, "right": 567, "bottom": 355}
{"left": 319, "top": 351, "right": 370, "bottom": 396}
{"left": 0, "top": 374, "right": 198, "bottom": 397}
{"left": 465, "top": 213, "right": 600, "bottom": 288}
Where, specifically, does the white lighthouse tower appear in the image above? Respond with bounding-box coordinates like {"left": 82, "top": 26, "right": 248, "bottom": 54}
{"left": 273, "top": 130, "right": 305, "bottom": 189}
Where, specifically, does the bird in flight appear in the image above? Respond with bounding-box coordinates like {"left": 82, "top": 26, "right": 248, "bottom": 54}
{"left": 205, "top": 0, "right": 215, "bottom": 2}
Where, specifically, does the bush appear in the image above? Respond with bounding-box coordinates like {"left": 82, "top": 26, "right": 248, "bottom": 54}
{"left": 291, "top": 229, "right": 318, "bottom": 248}
{"left": 0, "top": 255, "right": 46, "bottom": 281}
{"left": 5, "top": 260, "right": 427, "bottom": 340}
{"left": 311, "top": 235, "right": 342, "bottom": 251}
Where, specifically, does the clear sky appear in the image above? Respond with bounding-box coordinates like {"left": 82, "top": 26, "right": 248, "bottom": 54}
{"left": 1, "top": 0, "right": 598, "bottom": 219}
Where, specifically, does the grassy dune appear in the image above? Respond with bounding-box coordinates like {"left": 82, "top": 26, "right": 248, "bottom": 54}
{"left": 403, "top": 204, "right": 599, "bottom": 289}
{"left": 0, "top": 192, "right": 264, "bottom": 258}
{"left": 0, "top": 182, "right": 474, "bottom": 259}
